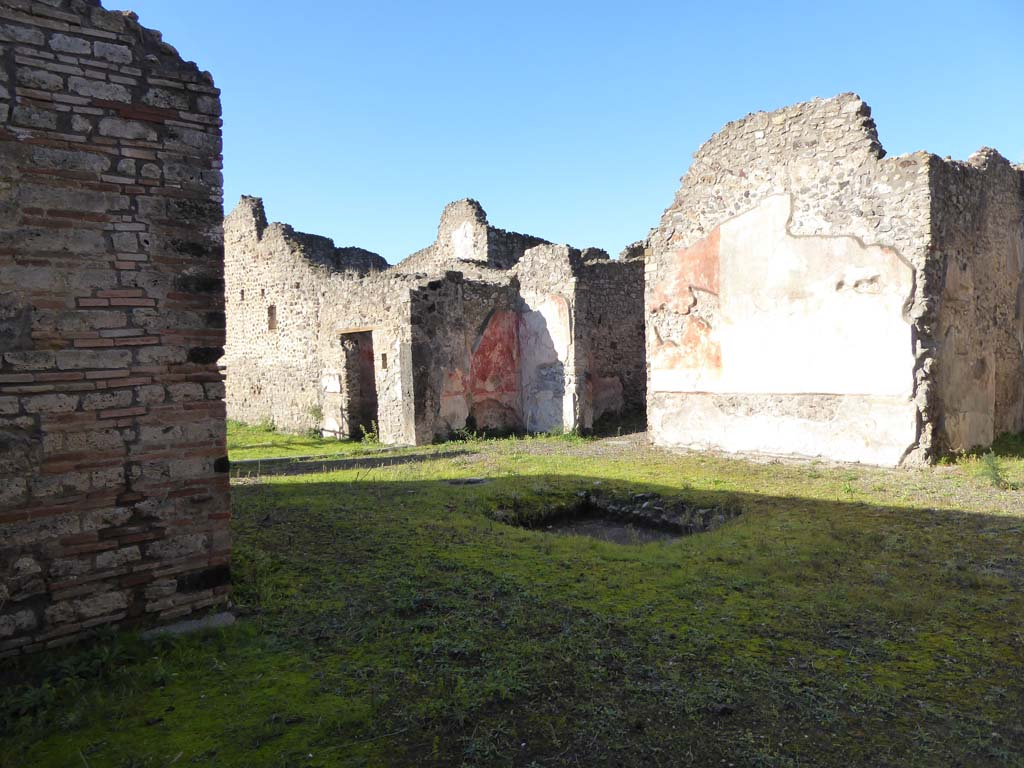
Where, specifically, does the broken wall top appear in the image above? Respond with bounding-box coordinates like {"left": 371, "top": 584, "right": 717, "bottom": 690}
{"left": 651, "top": 93, "right": 915, "bottom": 256}
{"left": 225, "top": 196, "right": 388, "bottom": 276}
{"left": 393, "top": 198, "right": 550, "bottom": 276}
{"left": 654, "top": 92, "right": 1023, "bottom": 265}
{"left": 13, "top": 0, "right": 219, "bottom": 87}
{"left": 646, "top": 90, "right": 1024, "bottom": 463}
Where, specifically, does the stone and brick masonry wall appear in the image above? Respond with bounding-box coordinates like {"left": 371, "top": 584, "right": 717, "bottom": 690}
{"left": 223, "top": 196, "right": 420, "bottom": 443}
{"left": 0, "top": 0, "right": 228, "bottom": 655}
{"left": 225, "top": 199, "right": 529, "bottom": 446}
{"left": 393, "top": 198, "right": 549, "bottom": 277}
{"left": 226, "top": 196, "right": 648, "bottom": 445}
{"left": 929, "top": 150, "right": 1024, "bottom": 453}
{"left": 646, "top": 92, "right": 1024, "bottom": 465}
{"left": 578, "top": 254, "right": 646, "bottom": 423}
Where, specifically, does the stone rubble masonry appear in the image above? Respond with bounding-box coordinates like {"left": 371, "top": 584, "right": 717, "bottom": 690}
{"left": 0, "top": 0, "right": 228, "bottom": 656}
{"left": 224, "top": 197, "right": 646, "bottom": 444}
{"left": 646, "top": 92, "right": 1024, "bottom": 465}
{"left": 393, "top": 198, "right": 550, "bottom": 277}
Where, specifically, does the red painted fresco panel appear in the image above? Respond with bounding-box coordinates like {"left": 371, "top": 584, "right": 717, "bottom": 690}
{"left": 470, "top": 310, "right": 520, "bottom": 397}
{"left": 650, "top": 228, "right": 723, "bottom": 373}
{"left": 648, "top": 227, "right": 721, "bottom": 314}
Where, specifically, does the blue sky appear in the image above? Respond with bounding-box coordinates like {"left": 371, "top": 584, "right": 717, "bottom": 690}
{"left": 108, "top": 0, "right": 1024, "bottom": 263}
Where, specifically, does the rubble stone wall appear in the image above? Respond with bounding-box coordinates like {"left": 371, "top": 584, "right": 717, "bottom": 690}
{"left": 225, "top": 197, "right": 647, "bottom": 446}
{"left": 646, "top": 94, "right": 934, "bottom": 465}
{"left": 0, "top": 0, "right": 228, "bottom": 655}
{"left": 515, "top": 244, "right": 580, "bottom": 432}
{"left": 930, "top": 151, "right": 1024, "bottom": 452}
{"left": 578, "top": 257, "right": 646, "bottom": 424}
{"left": 410, "top": 275, "right": 521, "bottom": 441}
{"left": 223, "top": 199, "right": 328, "bottom": 434}
{"left": 393, "top": 198, "right": 548, "bottom": 277}
{"left": 647, "top": 92, "right": 1024, "bottom": 465}
{"left": 223, "top": 196, "right": 416, "bottom": 443}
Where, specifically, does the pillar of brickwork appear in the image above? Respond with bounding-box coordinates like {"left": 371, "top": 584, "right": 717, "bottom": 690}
{"left": 0, "top": 0, "right": 229, "bottom": 655}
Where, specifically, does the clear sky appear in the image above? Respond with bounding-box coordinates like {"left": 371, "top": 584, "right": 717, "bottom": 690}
{"left": 107, "top": 0, "right": 1024, "bottom": 263}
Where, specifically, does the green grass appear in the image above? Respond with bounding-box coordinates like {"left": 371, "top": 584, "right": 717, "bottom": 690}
{"left": 4, "top": 431, "right": 1024, "bottom": 767}
{"left": 226, "top": 420, "right": 396, "bottom": 461}
{"left": 947, "top": 431, "right": 1024, "bottom": 492}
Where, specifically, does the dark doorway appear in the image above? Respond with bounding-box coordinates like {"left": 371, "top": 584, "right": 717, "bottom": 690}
{"left": 340, "top": 331, "right": 379, "bottom": 438}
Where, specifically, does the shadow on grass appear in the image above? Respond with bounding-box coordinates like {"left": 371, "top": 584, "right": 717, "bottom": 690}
{"left": 230, "top": 472, "right": 1024, "bottom": 761}
{"left": 991, "top": 431, "right": 1024, "bottom": 459}
{"left": 4, "top": 469, "right": 1023, "bottom": 768}
{"left": 230, "top": 448, "right": 475, "bottom": 477}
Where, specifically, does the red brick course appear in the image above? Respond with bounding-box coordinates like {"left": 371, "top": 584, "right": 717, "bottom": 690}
{"left": 0, "top": 0, "right": 230, "bottom": 654}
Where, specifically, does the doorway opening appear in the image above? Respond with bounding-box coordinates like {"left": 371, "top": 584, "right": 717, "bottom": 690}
{"left": 339, "top": 331, "right": 379, "bottom": 439}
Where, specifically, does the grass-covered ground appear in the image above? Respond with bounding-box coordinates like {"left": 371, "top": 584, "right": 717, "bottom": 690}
{"left": 226, "top": 420, "right": 404, "bottom": 461}
{"left": 3, "top": 426, "right": 1024, "bottom": 767}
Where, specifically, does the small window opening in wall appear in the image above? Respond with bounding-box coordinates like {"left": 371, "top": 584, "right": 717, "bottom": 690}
{"left": 260, "top": 288, "right": 265, "bottom": 298}
{"left": 239, "top": 289, "right": 245, "bottom": 301}
{"left": 380, "top": 353, "right": 388, "bottom": 370}
{"left": 267, "top": 305, "right": 277, "bottom": 331}
{"left": 294, "top": 282, "right": 300, "bottom": 289}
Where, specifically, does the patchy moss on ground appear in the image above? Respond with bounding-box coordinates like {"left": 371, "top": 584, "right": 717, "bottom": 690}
{"left": 4, "top": 429, "right": 1024, "bottom": 767}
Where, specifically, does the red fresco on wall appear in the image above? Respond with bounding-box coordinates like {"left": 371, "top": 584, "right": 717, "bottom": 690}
{"left": 648, "top": 227, "right": 721, "bottom": 315}
{"left": 470, "top": 310, "right": 520, "bottom": 398}
{"left": 650, "top": 228, "right": 723, "bottom": 374}
{"left": 652, "top": 317, "right": 721, "bottom": 372}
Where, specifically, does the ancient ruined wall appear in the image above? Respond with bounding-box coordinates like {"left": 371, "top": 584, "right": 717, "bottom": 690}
{"left": 410, "top": 274, "right": 520, "bottom": 441}
{"left": 393, "top": 199, "right": 549, "bottom": 277}
{"left": 224, "top": 198, "right": 326, "bottom": 433}
{"left": 0, "top": 0, "right": 227, "bottom": 655}
{"left": 647, "top": 94, "right": 934, "bottom": 465}
{"left": 515, "top": 244, "right": 582, "bottom": 433}
{"left": 407, "top": 243, "right": 647, "bottom": 440}
{"left": 317, "top": 278, "right": 417, "bottom": 445}
{"left": 487, "top": 221, "right": 549, "bottom": 270}
{"left": 226, "top": 195, "right": 649, "bottom": 446}
{"left": 930, "top": 151, "right": 1024, "bottom": 452}
{"left": 222, "top": 197, "right": 419, "bottom": 443}
{"left": 462, "top": 280, "right": 522, "bottom": 432}
{"left": 412, "top": 280, "right": 522, "bottom": 441}
{"left": 578, "top": 256, "right": 646, "bottom": 425}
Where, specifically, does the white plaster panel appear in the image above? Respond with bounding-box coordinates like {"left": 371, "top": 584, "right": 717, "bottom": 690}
{"left": 651, "top": 393, "right": 918, "bottom": 466}
{"left": 519, "top": 293, "right": 572, "bottom": 432}
{"left": 651, "top": 195, "right": 915, "bottom": 398}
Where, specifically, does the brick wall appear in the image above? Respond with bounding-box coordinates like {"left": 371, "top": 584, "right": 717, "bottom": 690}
{"left": 0, "top": 0, "right": 228, "bottom": 655}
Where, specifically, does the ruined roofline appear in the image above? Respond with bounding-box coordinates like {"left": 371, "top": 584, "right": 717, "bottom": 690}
{"left": 437, "top": 197, "right": 554, "bottom": 249}
{"left": 618, "top": 239, "right": 651, "bottom": 262}
{"left": 659, "top": 91, "right": 1024, "bottom": 256}
{"left": 226, "top": 195, "right": 387, "bottom": 275}
{"left": 394, "top": 198, "right": 552, "bottom": 273}
{"left": 694, "top": 92, "right": 1021, "bottom": 179}
{"left": 514, "top": 243, "right": 644, "bottom": 279}
{"left": 66, "top": 0, "right": 218, "bottom": 87}
{"left": 691, "top": 93, "right": 886, "bottom": 164}
{"left": 940, "top": 146, "right": 1020, "bottom": 173}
